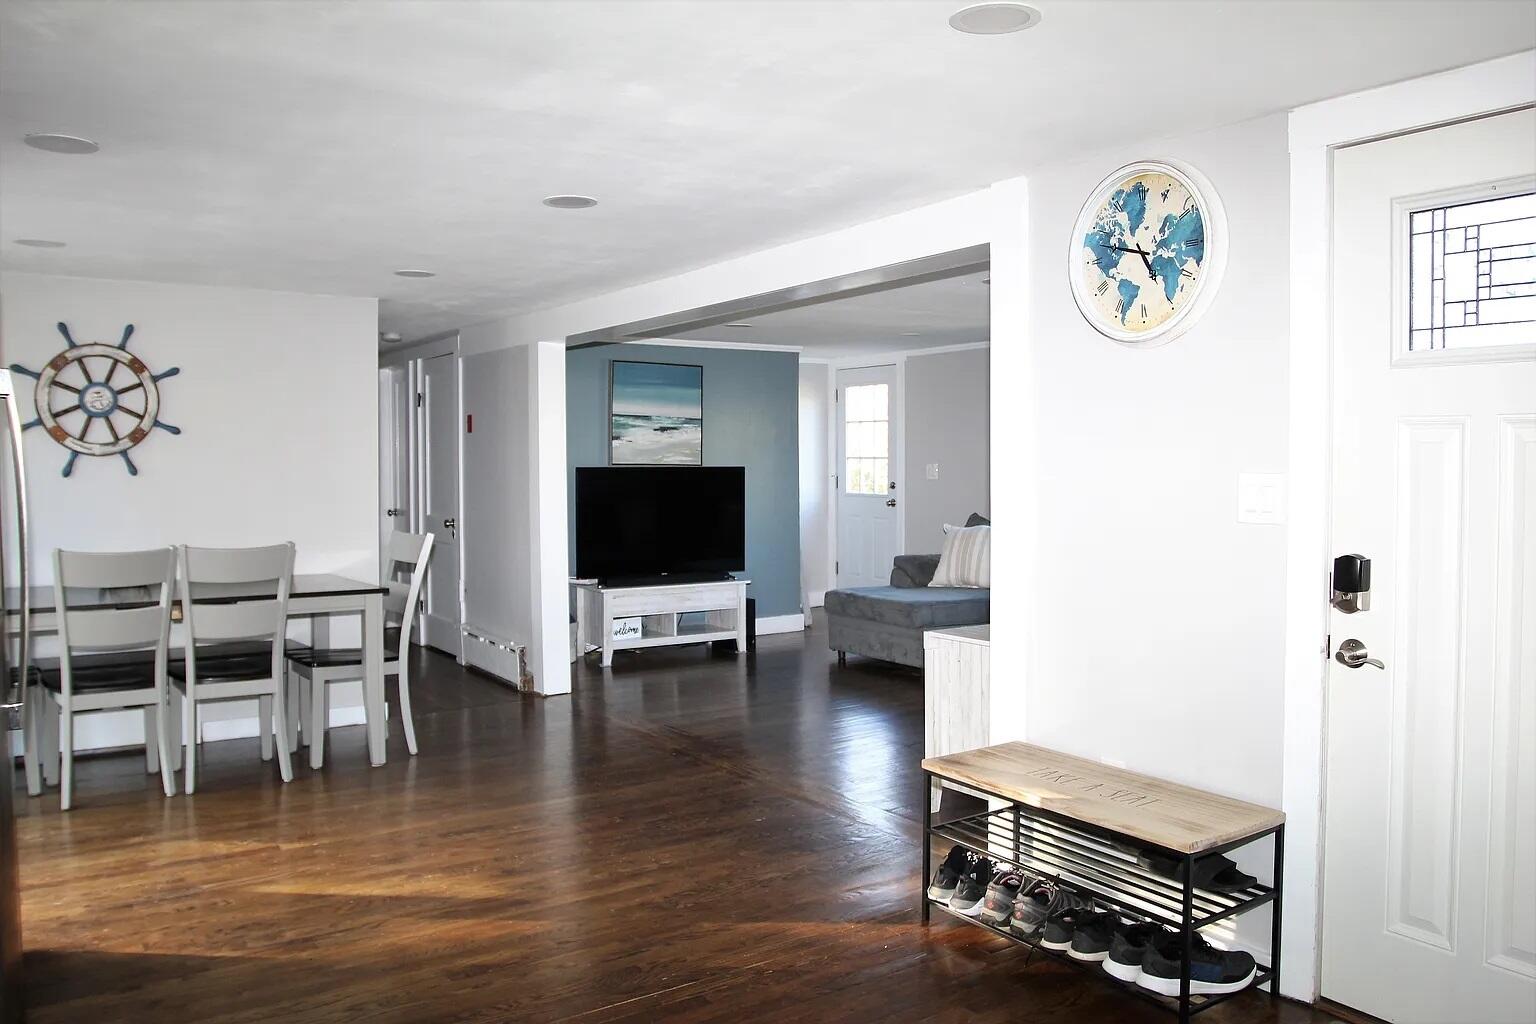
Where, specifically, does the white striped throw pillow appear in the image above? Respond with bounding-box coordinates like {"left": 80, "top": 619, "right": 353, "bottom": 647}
{"left": 929, "top": 524, "right": 990, "bottom": 589}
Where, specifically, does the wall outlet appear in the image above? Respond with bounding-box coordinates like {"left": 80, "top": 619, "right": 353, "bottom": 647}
{"left": 1237, "top": 472, "right": 1286, "bottom": 525}
{"left": 926, "top": 462, "right": 940, "bottom": 480}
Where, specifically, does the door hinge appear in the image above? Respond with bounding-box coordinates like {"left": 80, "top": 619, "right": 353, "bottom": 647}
{"left": 835, "top": 561, "right": 839, "bottom": 573}
{"left": 415, "top": 392, "right": 424, "bottom": 408}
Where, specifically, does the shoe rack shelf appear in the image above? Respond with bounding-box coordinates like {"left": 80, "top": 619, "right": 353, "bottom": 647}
{"left": 921, "top": 742, "right": 1285, "bottom": 1024}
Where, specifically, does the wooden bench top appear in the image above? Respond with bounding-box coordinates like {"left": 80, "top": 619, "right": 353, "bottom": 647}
{"left": 922, "top": 742, "right": 1284, "bottom": 854}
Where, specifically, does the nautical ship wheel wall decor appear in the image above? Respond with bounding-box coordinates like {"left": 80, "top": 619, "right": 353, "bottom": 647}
{"left": 10, "top": 322, "right": 182, "bottom": 477}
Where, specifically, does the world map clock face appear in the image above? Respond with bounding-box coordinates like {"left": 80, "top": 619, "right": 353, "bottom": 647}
{"left": 1075, "top": 168, "right": 1210, "bottom": 340}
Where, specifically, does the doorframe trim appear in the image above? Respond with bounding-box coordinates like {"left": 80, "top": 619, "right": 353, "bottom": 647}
{"left": 1282, "top": 50, "right": 1536, "bottom": 1003}
{"left": 379, "top": 331, "right": 465, "bottom": 663}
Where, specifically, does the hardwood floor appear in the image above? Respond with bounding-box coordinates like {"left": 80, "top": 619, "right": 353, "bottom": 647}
{"left": 14, "top": 622, "right": 1337, "bottom": 1023}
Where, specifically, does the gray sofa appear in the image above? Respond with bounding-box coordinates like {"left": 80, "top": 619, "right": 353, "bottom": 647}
{"left": 825, "top": 549, "right": 990, "bottom": 670}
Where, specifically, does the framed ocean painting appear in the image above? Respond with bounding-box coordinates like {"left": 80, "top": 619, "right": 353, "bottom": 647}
{"left": 609, "top": 360, "right": 703, "bottom": 465}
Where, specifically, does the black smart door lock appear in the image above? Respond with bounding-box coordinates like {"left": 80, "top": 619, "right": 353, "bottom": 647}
{"left": 1332, "top": 554, "right": 1371, "bottom": 613}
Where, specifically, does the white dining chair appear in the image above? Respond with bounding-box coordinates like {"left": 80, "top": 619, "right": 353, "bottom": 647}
{"left": 170, "top": 543, "right": 295, "bottom": 794}
{"left": 43, "top": 547, "right": 179, "bottom": 810}
{"left": 286, "top": 531, "right": 433, "bottom": 768}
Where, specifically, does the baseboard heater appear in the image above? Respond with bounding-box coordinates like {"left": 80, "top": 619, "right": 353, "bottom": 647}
{"left": 461, "top": 626, "right": 526, "bottom": 689}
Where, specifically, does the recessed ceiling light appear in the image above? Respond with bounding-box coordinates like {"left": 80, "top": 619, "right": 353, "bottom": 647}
{"left": 13, "top": 238, "right": 66, "bottom": 248}
{"left": 394, "top": 269, "right": 435, "bottom": 278}
{"left": 23, "top": 132, "right": 99, "bottom": 154}
{"left": 380, "top": 331, "right": 404, "bottom": 344}
{"left": 542, "top": 195, "right": 598, "bottom": 209}
{"left": 948, "top": 3, "right": 1042, "bottom": 34}
{"left": 900, "top": 332, "right": 922, "bottom": 337}
{"left": 723, "top": 322, "right": 754, "bottom": 328}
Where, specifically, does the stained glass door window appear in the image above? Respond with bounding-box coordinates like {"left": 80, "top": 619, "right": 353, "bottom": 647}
{"left": 1408, "top": 190, "right": 1535, "bottom": 351}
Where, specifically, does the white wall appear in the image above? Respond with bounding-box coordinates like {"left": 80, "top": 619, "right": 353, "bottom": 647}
{"left": 461, "top": 344, "right": 534, "bottom": 658}
{"left": 1, "top": 271, "right": 379, "bottom": 744}
{"left": 1013, "top": 113, "right": 1290, "bottom": 956}
{"left": 456, "top": 328, "right": 570, "bottom": 696}
{"left": 798, "top": 361, "right": 831, "bottom": 606}
{"left": 904, "top": 346, "right": 989, "bottom": 552}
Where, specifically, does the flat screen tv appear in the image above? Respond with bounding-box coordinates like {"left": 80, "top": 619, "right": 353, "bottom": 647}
{"left": 575, "top": 466, "right": 745, "bottom": 585}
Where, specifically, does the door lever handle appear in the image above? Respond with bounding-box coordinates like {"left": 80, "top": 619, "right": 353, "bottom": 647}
{"left": 1335, "top": 639, "right": 1385, "bottom": 670}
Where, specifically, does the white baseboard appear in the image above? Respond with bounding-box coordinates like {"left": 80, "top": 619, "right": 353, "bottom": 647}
{"left": 757, "top": 613, "right": 806, "bottom": 635}
{"left": 6, "top": 702, "right": 372, "bottom": 755}
{"left": 200, "top": 704, "right": 369, "bottom": 742}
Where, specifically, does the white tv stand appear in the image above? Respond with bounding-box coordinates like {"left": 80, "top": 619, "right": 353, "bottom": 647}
{"left": 572, "top": 577, "right": 749, "bottom": 667}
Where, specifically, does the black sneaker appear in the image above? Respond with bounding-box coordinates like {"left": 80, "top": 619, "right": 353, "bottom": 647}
{"left": 1040, "top": 902, "right": 1096, "bottom": 951}
{"left": 979, "top": 870, "right": 1027, "bottom": 925}
{"left": 947, "top": 856, "right": 995, "bottom": 917}
{"left": 1104, "top": 921, "right": 1162, "bottom": 982}
{"left": 1137, "top": 932, "right": 1257, "bottom": 997}
{"left": 1067, "top": 911, "right": 1116, "bottom": 962}
{"left": 926, "top": 845, "right": 973, "bottom": 902}
{"left": 1008, "top": 878, "right": 1055, "bottom": 937}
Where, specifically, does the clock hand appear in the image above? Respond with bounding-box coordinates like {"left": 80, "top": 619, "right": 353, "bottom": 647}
{"left": 1107, "top": 243, "right": 1158, "bottom": 279}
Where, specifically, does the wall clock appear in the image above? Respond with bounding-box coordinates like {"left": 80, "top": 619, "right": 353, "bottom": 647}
{"left": 1069, "top": 160, "right": 1227, "bottom": 347}
{"left": 9, "top": 322, "right": 182, "bottom": 477}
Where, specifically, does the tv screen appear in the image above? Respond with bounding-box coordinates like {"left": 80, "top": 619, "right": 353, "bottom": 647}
{"left": 575, "top": 466, "right": 746, "bottom": 583}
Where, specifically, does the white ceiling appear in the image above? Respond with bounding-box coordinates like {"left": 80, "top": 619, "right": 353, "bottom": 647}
{"left": 2, "top": 1, "right": 1531, "bottom": 341}
{"left": 668, "top": 270, "right": 991, "bottom": 356}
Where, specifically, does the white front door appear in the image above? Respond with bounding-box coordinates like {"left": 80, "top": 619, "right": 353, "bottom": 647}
{"left": 1322, "top": 109, "right": 1536, "bottom": 1024}
{"left": 836, "top": 364, "right": 899, "bottom": 589}
{"left": 418, "top": 352, "right": 460, "bottom": 654}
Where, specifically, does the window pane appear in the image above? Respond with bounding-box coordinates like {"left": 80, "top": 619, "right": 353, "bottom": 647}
{"left": 865, "top": 383, "right": 888, "bottom": 421}
{"left": 1408, "top": 191, "right": 1536, "bottom": 351}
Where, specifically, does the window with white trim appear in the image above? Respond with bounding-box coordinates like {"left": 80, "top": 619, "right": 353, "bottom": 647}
{"left": 1408, "top": 190, "right": 1536, "bottom": 351}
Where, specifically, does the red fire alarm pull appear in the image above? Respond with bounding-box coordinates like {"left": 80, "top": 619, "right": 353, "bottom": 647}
{"left": 466, "top": 413, "right": 473, "bottom": 433}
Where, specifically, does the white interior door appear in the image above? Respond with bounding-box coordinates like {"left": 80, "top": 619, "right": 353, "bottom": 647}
{"left": 836, "top": 365, "right": 899, "bottom": 589}
{"left": 418, "top": 352, "right": 460, "bottom": 654}
{"left": 1322, "top": 109, "right": 1536, "bottom": 1024}
{"left": 378, "top": 366, "right": 410, "bottom": 557}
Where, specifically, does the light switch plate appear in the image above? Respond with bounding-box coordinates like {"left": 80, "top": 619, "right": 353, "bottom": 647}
{"left": 1237, "top": 473, "right": 1286, "bottom": 525}
{"left": 926, "top": 462, "right": 940, "bottom": 480}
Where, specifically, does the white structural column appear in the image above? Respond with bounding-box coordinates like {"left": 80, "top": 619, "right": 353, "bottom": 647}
{"left": 529, "top": 340, "right": 572, "bottom": 696}
{"left": 985, "top": 174, "right": 1030, "bottom": 746}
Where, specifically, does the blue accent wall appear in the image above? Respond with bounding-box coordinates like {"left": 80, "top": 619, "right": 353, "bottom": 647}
{"left": 566, "top": 344, "right": 802, "bottom": 618}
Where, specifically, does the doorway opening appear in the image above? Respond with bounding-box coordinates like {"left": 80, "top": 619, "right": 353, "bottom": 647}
{"left": 564, "top": 245, "right": 989, "bottom": 659}
{"left": 379, "top": 334, "right": 463, "bottom": 660}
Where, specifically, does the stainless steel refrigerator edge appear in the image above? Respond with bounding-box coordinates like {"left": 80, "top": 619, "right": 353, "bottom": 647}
{"left": 1, "top": 365, "right": 32, "bottom": 1024}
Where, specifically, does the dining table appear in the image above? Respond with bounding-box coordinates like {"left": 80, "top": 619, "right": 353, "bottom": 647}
{"left": 3, "top": 573, "right": 392, "bottom": 766}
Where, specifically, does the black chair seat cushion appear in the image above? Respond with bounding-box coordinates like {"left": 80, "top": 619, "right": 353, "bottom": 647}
{"left": 168, "top": 640, "right": 312, "bottom": 683}
{"left": 288, "top": 627, "right": 400, "bottom": 669}
{"left": 33, "top": 653, "right": 156, "bottom": 694}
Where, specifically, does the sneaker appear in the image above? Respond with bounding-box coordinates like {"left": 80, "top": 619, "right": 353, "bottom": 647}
{"left": 1067, "top": 911, "right": 1116, "bottom": 962}
{"left": 1008, "top": 878, "right": 1055, "bottom": 937}
{"left": 947, "top": 856, "right": 995, "bottom": 917}
{"left": 1137, "top": 932, "right": 1257, "bottom": 997}
{"left": 979, "top": 870, "right": 1026, "bottom": 925}
{"left": 1104, "top": 921, "right": 1162, "bottom": 982}
{"left": 1040, "top": 902, "right": 1096, "bottom": 951}
{"left": 926, "top": 845, "right": 973, "bottom": 902}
